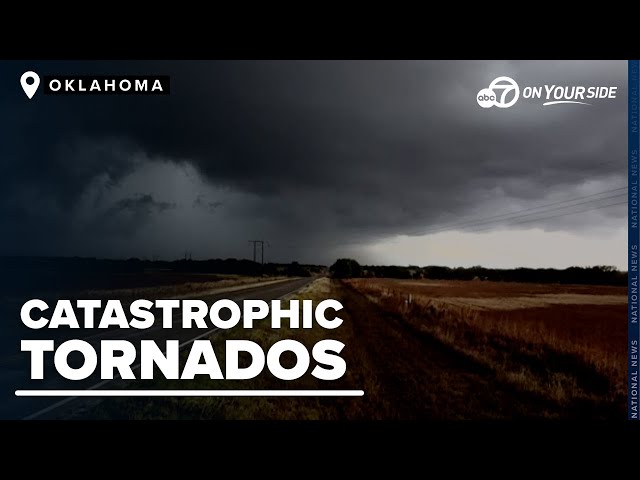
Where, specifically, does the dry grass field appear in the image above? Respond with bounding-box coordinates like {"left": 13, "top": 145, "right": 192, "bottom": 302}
{"left": 346, "top": 278, "right": 627, "bottom": 415}
{"left": 83, "top": 277, "right": 626, "bottom": 420}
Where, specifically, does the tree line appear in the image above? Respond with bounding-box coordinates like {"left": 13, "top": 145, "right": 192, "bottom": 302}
{"left": 0, "top": 256, "right": 325, "bottom": 297}
{"left": 329, "top": 258, "right": 627, "bottom": 286}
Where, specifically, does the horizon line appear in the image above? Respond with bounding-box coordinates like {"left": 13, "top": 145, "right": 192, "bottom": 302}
{"left": 0, "top": 254, "right": 626, "bottom": 271}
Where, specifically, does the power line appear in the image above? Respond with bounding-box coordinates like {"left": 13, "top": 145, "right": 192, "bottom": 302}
{"left": 427, "top": 192, "right": 627, "bottom": 234}
{"left": 423, "top": 186, "right": 627, "bottom": 235}
{"left": 468, "top": 200, "right": 626, "bottom": 233}
{"left": 426, "top": 186, "right": 627, "bottom": 233}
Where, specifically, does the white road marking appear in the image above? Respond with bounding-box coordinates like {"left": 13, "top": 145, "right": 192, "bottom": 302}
{"left": 20, "top": 278, "right": 313, "bottom": 420}
{"left": 21, "top": 325, "right": 223, "bottom": 420}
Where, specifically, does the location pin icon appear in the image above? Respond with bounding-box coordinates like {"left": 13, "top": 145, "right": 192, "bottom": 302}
{"left": 20, "top": 71, "right": 40, "bottom": 99}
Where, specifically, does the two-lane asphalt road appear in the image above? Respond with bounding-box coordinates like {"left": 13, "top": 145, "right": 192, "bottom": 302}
{"left": 0, "top": 276, "right": 313, "bottom": 420}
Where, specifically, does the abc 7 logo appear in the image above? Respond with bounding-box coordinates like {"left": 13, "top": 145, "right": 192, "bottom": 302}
{"left": 477, "top": 76, "right": 520, "bottom": 108}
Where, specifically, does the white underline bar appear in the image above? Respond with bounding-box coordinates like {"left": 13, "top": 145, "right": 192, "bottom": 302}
{"left": 16, "top": 390, "right": 364, "bottom": 397}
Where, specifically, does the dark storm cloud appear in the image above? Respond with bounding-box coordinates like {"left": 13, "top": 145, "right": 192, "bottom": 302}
{"left": 87, "top": 193, "right": 178, "bottom": 238}
{"left": 193, "top": 194, "right": 223, "bottom": 213}
{"left": 110, "top": 194, "right": 175, "bottom": 214}
{"left": 0, "top": 60, "right": 628, "bottom": 262}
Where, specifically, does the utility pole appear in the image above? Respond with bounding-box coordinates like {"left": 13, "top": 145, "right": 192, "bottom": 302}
{"left": 248, "top": 240, "right": 268, "bottom": 264}
{"left": 248, "top": 240, "right": 262, "bottom": 263}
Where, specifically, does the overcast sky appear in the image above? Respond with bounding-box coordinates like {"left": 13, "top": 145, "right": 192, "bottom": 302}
{"left": 0, "top": 60, "right": 628, "bottom": 269}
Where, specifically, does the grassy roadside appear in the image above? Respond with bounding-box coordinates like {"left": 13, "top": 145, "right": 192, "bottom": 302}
{"left": 74, "top": 275, "right": 292, "bottom": 303}
{"left": 87, "top": 278, "right": 373, "bottom": 420}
